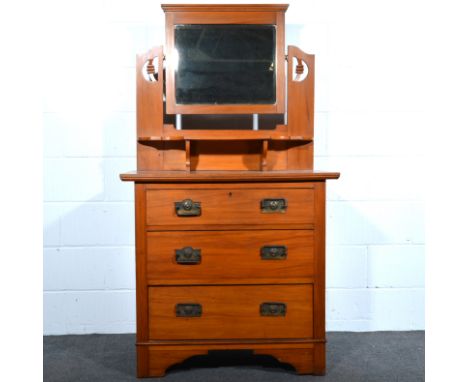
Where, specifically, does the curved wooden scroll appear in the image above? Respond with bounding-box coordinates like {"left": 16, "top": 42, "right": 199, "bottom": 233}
{"left": 136, "top": 46, "right": 164, "bottom": 170}
{"left": 286, "top": 46, "right": 315, "bottom": 170}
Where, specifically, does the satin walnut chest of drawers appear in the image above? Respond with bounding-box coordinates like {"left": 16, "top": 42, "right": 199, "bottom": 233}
{"left": 121, "top": 173, "right": 339, "bottom": 377}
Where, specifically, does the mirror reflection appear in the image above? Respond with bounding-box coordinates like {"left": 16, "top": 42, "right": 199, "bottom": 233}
{"left": 174, "top": 24, "right": 276, "bottom": 105}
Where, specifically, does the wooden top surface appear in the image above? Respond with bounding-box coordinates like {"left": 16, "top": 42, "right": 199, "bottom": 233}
{"left": 120, "top": 170, "right": 340, "bottom": 183}
{"left": 161, "top": 4, "right": 289, "bottom": 12}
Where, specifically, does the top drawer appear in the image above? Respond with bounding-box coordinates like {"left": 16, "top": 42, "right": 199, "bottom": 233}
{"left": 145, "top": 185, "right": 315, "bottom": 227}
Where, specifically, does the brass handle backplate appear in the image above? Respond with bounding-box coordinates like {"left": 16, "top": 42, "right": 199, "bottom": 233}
{"left": 175, "top": 199, "right": 201, "bottom": 216}
{"left": 260, "top": 302, "right": 287, "bottom": 316}
{"left": 175, "top": 303, "right": 202, "bottom": 317}
{"left": 260, "top": 198, "right": 287, "bottom": 213}
{"left": 175, "top": 247, "right": 201, "bottom": 264}
{"left": 261, "top": 245, "right": 287, "bottom": 260}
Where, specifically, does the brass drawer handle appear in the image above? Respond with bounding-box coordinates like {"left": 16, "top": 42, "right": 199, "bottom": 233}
{"left": 260, "top": 302, "right": 287, "bottom": 316}
{"left": 175, "top": 247, "right": 201, "bottom": 264}
{"left": 175, "top": 199, "right": 201, "bottom": 216}
{"left": 175, "top": 303, "right": 202, "bottom": 317}
{"left": 260, "top": 198, "right": 287, "bottom": 213}
{"left": 261, "top": 245, "right": 287, "bottom": 260}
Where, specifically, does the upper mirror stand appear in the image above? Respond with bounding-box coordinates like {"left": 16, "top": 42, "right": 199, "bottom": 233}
{"left": 136, "top": 46, "right": 315, "bottom": 172}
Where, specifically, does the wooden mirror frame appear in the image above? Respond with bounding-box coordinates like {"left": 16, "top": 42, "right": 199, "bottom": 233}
{"left": 162, "top": 4, "right": 288, "bottom": 115}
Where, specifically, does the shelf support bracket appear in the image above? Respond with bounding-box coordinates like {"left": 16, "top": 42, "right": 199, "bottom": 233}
{"left": 261, "top": 139, "right": 268, "bottom": 171}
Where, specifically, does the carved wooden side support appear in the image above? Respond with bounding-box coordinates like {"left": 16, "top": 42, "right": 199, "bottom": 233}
{"left": 137, "top": 46, "right": 164, "bottom": 170}
{"left": 286, "top": 45, "right": 315, "bottom": 170}
{"left": 261, "top": 140, "right": 269, "bottom": 170}
{"left": 185, "top": 140, "right": 191, "bottom": 171}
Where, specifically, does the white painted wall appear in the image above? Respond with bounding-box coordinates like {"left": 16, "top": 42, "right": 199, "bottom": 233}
{"left": 43, "top": 0, "right": 425, "bottom": 334}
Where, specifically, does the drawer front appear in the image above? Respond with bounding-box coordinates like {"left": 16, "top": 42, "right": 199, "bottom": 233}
{"left": 146, "top": 230, "right": 315, "bottom": 283}
{"left": 146, "top": 187, "right": 314, "bottom": 227}
{"left": 148, "top": 284, "right": 313, "bottom": 340}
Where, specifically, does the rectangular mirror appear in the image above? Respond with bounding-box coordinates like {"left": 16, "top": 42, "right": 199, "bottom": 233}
{"left": 174, "top": 24, "right": 276, "bottom": 105}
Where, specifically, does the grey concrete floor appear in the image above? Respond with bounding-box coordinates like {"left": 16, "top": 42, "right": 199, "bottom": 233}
{"left": 44, "top": 332, "right": 424, "bottom": 382}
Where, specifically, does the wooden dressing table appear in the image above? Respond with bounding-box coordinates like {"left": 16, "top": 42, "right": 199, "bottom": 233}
{"left": 121, "top": 3, "right": 339, "bottom": 377}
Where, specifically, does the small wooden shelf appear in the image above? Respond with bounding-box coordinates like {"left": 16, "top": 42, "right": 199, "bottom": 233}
{"left": 138, "top": 127, "right": 313, "bottom": 171}
{"left": 138, "top": 131, "right": 312, "bottom": 142}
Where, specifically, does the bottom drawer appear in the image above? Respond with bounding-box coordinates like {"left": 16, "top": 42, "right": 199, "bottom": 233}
{"left": 148, "top": 284, "right": 313, "bottom": 340}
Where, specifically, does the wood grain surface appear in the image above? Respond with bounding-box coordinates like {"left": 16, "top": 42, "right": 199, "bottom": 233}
{"left": 146, "top": 230, "right": 316, "bottom": 283}
{"left": 146, "top": 187, "right": 315, "bottom": 226}
{"left": 148, "top": 284, "right": 314, "bottom": 340}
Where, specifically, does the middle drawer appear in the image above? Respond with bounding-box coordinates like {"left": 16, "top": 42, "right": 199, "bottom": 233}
{"left": 146, "top": 230, "right": 315, "bottom": 284}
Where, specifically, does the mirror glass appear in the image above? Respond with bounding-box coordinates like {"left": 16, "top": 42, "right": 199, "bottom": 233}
{"left": 174, "top": 24, "right": 276, "bottom": 105}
